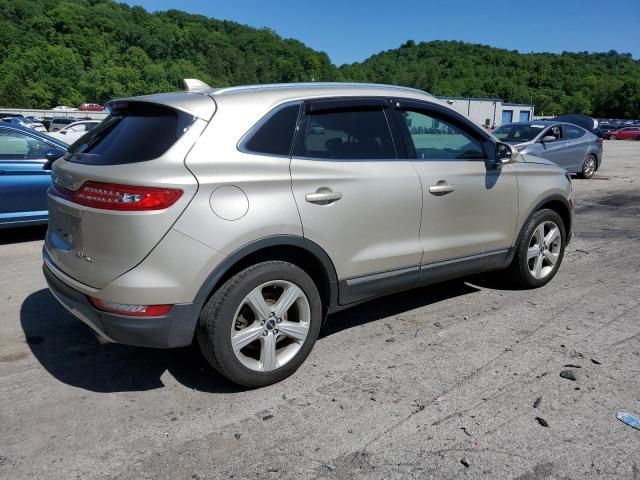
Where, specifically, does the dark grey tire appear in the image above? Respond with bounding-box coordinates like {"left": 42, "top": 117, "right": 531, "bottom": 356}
{"left": 578, "top": 154, "right": 597, "bottom": 179}
{"left": 506, "top": 209, "right": 566, "bottom": 288}
{"left": 197, "top": 261, "right": 322, "bottom": 388}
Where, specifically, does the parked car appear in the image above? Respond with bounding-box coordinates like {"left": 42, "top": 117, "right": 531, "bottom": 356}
{"left": 52, "top": 105, "right": 75, "bottom": 111}
{"left": 0, "top": 125, "right": 67, "bottom": 228}
{"left": 44, "top": 81, "right": 574, "bottom": 387}
{"left": 47, "top": 120, "right": 101, "bottom": 144}
{"left": 492, "top": 121, "right": 603, "bottom": 179}
{"left": 79, "top": 103, "right": 104, "bottom": 111}
{"left": 604, "top": 126, "right": 640, "bottom": 140}
{"left": 1, "top": 116, "right": 47, "bottom": 133}
{"left": 594, "top": 125, "right": 617, "bottom": 138}
{"left": 48, "top": 117, "right": 76, "bottom": 132}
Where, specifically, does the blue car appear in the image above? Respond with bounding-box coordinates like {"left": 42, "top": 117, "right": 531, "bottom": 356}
{"left": 0, "top": 124, "right": 67, "bottom": 228}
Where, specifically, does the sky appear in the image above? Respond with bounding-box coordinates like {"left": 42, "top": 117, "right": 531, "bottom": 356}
{"left": 124, "top": 0, "right": 640, "bottom": 65}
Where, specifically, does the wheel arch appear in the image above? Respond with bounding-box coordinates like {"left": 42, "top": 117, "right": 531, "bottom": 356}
{"left": 193, "top": 235, "right": 339, "bottom": 315}
{"left": 507, "top": 194, "right": 573, "bottom": 266}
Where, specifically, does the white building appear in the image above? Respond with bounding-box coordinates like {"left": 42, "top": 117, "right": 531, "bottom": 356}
{"left": 436, "top": 96, "right": 535, "bottom": 129}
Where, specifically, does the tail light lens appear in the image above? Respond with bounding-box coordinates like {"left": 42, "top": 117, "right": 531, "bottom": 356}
{"left": 53, "top": 181, "right": 182, "bottom": 211}
{"left": 90, "top": 297, "right": 173, "bottom": 317}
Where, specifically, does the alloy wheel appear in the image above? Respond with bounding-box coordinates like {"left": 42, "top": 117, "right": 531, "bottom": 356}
{"left": 527, "top": 221, "right": 562, "bottom": 280}
{"left": 230, "top": 280, "right": 310, "bottom": 372}
{"left": 583, "top": 156, "right": 596, "bottom": 177}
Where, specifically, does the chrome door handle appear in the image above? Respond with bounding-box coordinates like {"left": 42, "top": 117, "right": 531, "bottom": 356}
{"left": 305, "top": 190, "right": 342, "bottom": 204}
{"left": 428, "top": 184, "right": 455, "bottom": 195}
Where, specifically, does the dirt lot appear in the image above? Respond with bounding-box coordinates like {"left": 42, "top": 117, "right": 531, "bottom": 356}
{"left": 1, "top": 141, "right": 639, "bottom": 479}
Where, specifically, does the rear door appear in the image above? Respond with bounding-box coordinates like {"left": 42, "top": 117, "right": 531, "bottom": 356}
{"left": 563, "top": 124, "right": 589, "bottom": 172}
{"left": 0, "top": 128, "right": 53, "bottom": 224}
{"left": 391, "top": 100, "right": 518, "bottom": 270}
{"left": 290, "top": 98, "right": 423, "bottom": 303}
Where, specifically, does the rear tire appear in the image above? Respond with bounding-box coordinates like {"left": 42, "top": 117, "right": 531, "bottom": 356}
{"left": 578, "top": 154, "right": 597, "bottom": 179}
{"left": 197, "top": 261, "right": 322, "bottom": 388}
{"left": 505, "top": 209, "right": 566, "bottom": 288}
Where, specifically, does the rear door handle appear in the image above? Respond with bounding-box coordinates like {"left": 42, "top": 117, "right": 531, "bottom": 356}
{"left": 429, "top": 184, "right": 455, "bottom": 195}
{"left": 305, "top": 190, "right": 342, "bottom": 204}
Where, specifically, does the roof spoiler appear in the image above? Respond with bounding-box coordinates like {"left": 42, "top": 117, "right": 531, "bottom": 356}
{"left": 182, "top": 78, "right": 211, "bottom": 92}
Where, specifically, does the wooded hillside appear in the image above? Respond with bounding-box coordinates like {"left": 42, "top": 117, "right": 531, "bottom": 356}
{"left": 1, "top": 0, "right": 639, "bottom": 117}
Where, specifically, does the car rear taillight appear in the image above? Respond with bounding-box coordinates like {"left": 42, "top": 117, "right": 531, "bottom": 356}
{"left": 596, "top": 138, "right": 603, "bottom": 145}
{"left": 53, "top": 181, "right": 182, "bottom": 211}
{"left": 90, "top": 297, "right": 173, "bottom": 317}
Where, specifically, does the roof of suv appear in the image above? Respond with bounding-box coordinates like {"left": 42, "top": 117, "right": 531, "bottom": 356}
{"left": 110, "top": 82, "right": 440, "bottom": 120}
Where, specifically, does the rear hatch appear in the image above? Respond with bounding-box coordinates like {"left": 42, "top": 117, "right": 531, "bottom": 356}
{"left": 45, "top": 97, "right": 214, "bottom": 288}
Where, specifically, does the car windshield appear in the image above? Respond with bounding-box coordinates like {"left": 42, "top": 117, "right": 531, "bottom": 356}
{"left": 492, "top": 124, "right": 547, "bottom": 142}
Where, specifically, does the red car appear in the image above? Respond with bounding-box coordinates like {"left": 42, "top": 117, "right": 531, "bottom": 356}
{"left": 605, "top": 126, "right": 640, "bottom": 140}
{"left": 79, "top": 103, "right": 104, "bottom": 112}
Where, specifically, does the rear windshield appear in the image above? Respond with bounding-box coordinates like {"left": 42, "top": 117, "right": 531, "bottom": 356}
{"left": 68, "top": 102, "right": 194, "bottom": 165}
{"left": 492, "top": 123, "right": 546, "bottom": 142}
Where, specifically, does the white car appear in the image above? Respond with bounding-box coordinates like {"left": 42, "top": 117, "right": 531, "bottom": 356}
{"left": 47, "top": 120, "right": 100, "bottom": 143}
{"left": 52, "top": 105, "right": 76, "bottom": 111}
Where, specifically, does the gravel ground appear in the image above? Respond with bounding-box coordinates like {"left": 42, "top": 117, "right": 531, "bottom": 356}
{"left": 1, "top": 141, "right": 639, "bottom": 479}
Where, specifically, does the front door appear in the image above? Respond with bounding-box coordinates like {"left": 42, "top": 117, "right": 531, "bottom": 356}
{"left": 391, "top": 101, "right": 519, "bottom": 272}
{"left": 290, "top": 99, "right": 423, "bottom": 304}
{"left": 538, "top": 124, "right": 572, "bottom": 168}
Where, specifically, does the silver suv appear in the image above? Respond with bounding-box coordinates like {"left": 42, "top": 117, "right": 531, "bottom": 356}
{"left": 44, "top": 82, "right": 574, "bottom": 387}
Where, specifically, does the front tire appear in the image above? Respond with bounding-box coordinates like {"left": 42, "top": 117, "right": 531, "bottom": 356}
{"left": 197, "top": 261, "right": 322, "bottom": 388}
{"left": 579, "top": 154, "right": 597, "bottom": 179}
{"left": 506, "top": 209, "right": 566, "bottom": 288}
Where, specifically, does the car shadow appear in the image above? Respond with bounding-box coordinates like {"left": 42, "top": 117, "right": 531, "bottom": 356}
{"left": 321, "top": 279, "right": 480, "bottom": 338}
{"left": 20, "top": 289, "right": 242, "bottom": 394}
{"left": 22, "top": 279, "right": 481, "bottom": 394}
{"left": 0, "top": 225, "right": 47, "bottom": 245}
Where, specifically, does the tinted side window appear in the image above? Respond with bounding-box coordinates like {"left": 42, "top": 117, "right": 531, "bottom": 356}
{"left": 244, "top": 104, "right": 300, "bottom": 156}
{"left": 565, "top": 125, "right": 585, "bottom": 140}
{"left": 296, "top": 108, "right": 395, "bottom": 160}
{"left": 399, "top": 110, "right": 485, "bottom": 160}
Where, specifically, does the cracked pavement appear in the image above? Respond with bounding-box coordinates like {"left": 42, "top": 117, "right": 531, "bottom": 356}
{"left": 1, "top": 141, "right": 639, "bottom": 479}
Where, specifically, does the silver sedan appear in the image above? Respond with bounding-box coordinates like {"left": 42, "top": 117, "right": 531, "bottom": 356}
{"left": 492, "top": 121, "right": 603, "bottom": 178}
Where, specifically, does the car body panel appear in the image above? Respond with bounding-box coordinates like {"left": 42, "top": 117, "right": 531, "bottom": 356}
{"left": 290, "top": 157, "right": 423, "bottom": 279}
{"left": 44, "top": 117, "right": 208, "bottom": 288}
{"left": 414, "top": 161, "right": 519, "bottom": 264}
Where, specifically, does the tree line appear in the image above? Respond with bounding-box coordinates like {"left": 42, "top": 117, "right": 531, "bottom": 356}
{"left": 1, "top": 0, "right": 639, "bottom": 118}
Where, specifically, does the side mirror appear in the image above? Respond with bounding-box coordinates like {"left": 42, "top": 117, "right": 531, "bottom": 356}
{"left": 43, "top": 148, "right": 66, "bottom": 170}
{"left": 541, "top": 135, "right": 556, "bottom": 143}
{"left": 495, "top": 142, "right": 516, "bottom": 165}
{"left": 60, "top": 130, "right": 67, "bottom": 134}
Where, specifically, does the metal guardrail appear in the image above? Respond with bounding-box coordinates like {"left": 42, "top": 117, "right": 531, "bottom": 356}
{"left": 0, "top": 107, "right": 108, "bottom": 120}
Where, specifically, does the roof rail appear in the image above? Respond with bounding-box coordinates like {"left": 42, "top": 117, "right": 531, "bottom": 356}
{"left": 182, "top": 78, "right": 211, "bottom": 92}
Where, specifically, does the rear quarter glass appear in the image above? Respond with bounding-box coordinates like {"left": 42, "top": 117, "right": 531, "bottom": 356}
{"left": 67, "top": 102, "right": 195, "bottom": 165}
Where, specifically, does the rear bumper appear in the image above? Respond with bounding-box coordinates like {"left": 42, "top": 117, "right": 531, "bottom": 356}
{"left": 43, "top": 262, "right": 202, "bottom": 348}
